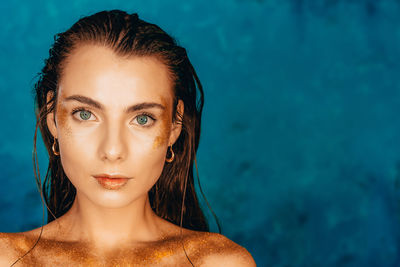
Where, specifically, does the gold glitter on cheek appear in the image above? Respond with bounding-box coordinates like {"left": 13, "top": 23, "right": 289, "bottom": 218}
{"left": 152, "top": 136, "right": 163, "bottom": 149}
{"left": 56, "top": 102, "right": 73, "bottom": 137}
{"left": 152, "top": 97, "right": 172, "bottom": 150}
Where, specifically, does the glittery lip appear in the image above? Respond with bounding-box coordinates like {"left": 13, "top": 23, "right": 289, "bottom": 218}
{"left": 94, "top": 176, "right": 130, "bottom": 190}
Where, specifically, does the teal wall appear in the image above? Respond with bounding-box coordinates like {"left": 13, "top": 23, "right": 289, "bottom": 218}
{"left": 1, "top": 0, "right": 399, "bottom": 266}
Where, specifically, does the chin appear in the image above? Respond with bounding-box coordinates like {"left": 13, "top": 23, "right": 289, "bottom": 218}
{"left": 91, "top": 190, "right": 141, "bottom": 208}
{"left": 69, "top": 181, "right": 144, "bottom": 209}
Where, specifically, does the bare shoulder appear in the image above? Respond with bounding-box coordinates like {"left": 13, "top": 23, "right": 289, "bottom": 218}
{"left": 185, "top": 231, "right": 256, "bottom": 267}
{"left": 0, "top": 232, "right": 22, "bottom": 266}
{"left": 0, "top": 229, "right": 45, "bottom": 266}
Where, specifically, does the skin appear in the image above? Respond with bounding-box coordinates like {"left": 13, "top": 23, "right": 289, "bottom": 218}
{"left": 0, "top": 44, "right": 256, "bottom": 266}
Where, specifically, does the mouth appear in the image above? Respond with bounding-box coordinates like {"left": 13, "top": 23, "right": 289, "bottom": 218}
{"left": 93, "top": 174, "right": 132, "bottom": 190}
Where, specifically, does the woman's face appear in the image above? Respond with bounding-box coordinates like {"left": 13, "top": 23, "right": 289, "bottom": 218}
{"left": 46, "top": 44, "right": 183, "bottom": 208}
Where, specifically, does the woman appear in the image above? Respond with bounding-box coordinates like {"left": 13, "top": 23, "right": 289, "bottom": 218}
{"left": 0, "top": 10, "right": 255, "bottom": 266}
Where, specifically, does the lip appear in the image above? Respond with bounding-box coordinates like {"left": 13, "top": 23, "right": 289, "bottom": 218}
{"left": 93, "top": 174, "right": 131, "bottom": 190}
{"left": 93, "top": 173, "right": 131, "bottom": 179}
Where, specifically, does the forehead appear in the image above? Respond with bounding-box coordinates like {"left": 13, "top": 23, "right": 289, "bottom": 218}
{"left": 58, "top": 44, "right": 173, "bottom": 106}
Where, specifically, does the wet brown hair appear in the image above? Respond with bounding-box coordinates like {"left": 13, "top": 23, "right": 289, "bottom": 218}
{"left": 12, "top": 9, "right": 220, "bottom": 266}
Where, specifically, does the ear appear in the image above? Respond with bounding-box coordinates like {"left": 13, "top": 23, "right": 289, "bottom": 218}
{"left": 46, "top": 91, "right": 58, "bottom": 139}
{"left": 168, "top": 99, "right": 184, "bottom": 146}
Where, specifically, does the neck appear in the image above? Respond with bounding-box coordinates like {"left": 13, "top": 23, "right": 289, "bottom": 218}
{"left": 58, "top": 192, "right": 165, "bottom": 251}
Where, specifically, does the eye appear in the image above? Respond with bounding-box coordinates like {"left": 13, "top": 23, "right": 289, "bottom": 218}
{"left": 133, "top": 113, "right": 156, "bottom": 127}
{"left": 71, "top": 108, "right": 96, "bottom": 121}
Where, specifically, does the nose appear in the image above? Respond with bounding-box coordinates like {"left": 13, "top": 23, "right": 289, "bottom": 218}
{"left": 99, "top": 121, "right": 127, "bottom": 162}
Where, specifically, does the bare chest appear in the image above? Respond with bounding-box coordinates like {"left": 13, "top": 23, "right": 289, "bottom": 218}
{"left": 14, "top": 240, "right": 198, "bottom": 266}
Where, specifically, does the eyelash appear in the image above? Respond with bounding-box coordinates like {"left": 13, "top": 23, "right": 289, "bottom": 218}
{"left": 70, "top": 107, "right": 156, "bottom": 127}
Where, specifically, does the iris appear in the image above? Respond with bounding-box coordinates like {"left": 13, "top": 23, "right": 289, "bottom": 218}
{"left": 137, "top": 115, "right": 148, "bottom": 125}
{"left": 79, "top": 110, "right": 91, "bottom": 120}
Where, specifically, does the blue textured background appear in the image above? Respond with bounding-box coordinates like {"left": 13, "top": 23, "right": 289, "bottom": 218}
{"left": 1, "top": 1, "right": 399, "bottom": 266}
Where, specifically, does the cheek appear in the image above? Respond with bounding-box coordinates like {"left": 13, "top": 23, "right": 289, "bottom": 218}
{"left": 138, "top": 146, "right": 167, "bottom": 187}
{"left": 56, "top": 107, "right": 93, "bottom": 167}
{"left": 59, "top": 146, "right": 85, "bottom": 188}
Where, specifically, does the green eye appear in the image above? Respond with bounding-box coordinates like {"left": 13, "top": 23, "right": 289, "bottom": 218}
{"left": 79, "top": 110, "right": 92, "bottom": 120}
{"left": 136, "top": 115, "right": 148, "bottom": 125}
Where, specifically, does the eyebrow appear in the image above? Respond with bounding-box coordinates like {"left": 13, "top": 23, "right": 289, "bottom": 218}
{"left": 63, "top": 94, "right": 166, "bottom": 113}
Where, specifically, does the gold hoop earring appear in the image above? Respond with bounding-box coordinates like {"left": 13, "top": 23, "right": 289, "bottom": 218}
{"left": 165, "top": 145, "right": 174, "bottom": 163}
{"left": 52, "top": 137, "right": 60, "bottom": 156}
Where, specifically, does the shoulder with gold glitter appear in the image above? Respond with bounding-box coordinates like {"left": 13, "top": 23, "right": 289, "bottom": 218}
{"left": 186, "top": 231, "right": 257, "bottom": 267}
{"left": 0, "top": 232, "right": 23, "bottom": 266}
